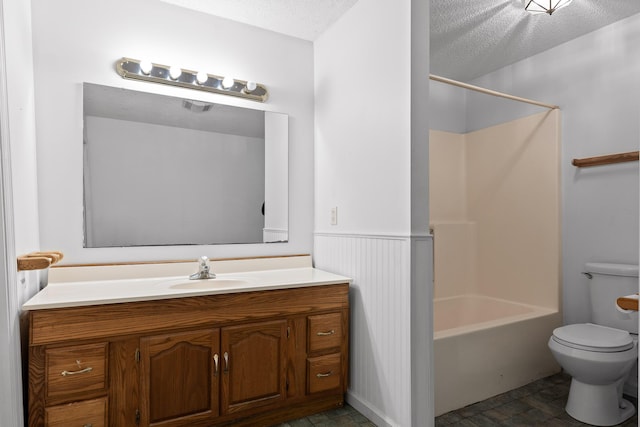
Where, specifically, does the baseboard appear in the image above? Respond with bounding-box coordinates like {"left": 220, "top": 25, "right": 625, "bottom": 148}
{"left": 346, "top": 390, "right": 400, "bottom": 427}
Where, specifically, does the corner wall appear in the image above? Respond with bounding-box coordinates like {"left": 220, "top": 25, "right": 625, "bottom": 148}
{"left": 0, "top": 0, "right": 40, "bottom": 425}
{"left": 314, "top": 0, "right": 432, "bottom": 425}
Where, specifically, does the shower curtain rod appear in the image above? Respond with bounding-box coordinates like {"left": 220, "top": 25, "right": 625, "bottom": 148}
{"left": 429, "top": 74, "right": 559, "bottom": 110}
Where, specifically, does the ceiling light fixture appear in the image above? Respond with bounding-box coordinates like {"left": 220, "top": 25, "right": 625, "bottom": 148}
{"left": 115, "top": 58, "right": 268, "bottom": 102}
{"left": 525, "top": 0, "right": 572, "bottom": 15}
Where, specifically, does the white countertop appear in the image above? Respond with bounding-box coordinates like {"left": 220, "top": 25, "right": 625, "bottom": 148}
{"left": 22, "top": 267, "right": 351, "bottom": 311}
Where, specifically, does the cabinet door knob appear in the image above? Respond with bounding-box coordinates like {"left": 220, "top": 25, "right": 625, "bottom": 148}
{"left": 223, "top": 351, "right": 229, "bottom": 373}
{"left": 316, "top": 330, "right": 335, "bottom": 336}
{"left": 213, "top": 353, "right": 219, "bottom": 376}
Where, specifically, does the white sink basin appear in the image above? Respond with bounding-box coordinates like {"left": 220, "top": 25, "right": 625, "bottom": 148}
{"left": 167, "top": 278, "right": 250, "bottom": 290}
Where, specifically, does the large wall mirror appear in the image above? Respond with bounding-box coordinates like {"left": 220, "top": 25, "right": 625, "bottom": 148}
{"left": 83, "top": 83, "right": 288, "bottom": 247}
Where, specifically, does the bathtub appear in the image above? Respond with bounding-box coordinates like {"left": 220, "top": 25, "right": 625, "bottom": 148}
{"left": 434, "top": 295, "right": 562, "bottom": 416}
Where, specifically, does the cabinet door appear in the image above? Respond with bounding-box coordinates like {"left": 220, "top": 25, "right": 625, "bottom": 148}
{"left": 221, "top": 320, "right": 287, "bottom": 415}
{"left": 140, "top": 329, "right": 220, "bottom": 427}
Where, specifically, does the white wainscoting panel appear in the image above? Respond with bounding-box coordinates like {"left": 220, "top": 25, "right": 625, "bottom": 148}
{"left": 314, "top": 233, "right": 413, "bottom": 427}
{"left": 262, "top": 228, "right": 288, "bottom": 243}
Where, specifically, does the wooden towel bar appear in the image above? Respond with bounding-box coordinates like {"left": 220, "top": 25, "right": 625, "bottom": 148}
{"left": 572, "top": 151, "right": 639, "bottom": 168}
{"left": 17, "top": 251, "right": 64, "bottom": 271}
{"left": 616, "top": 294, "right": 639, "bottom": 312}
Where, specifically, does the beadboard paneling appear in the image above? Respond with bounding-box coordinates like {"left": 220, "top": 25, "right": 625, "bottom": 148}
{"left": 314, "top": 233, "right": 414, "bottom": 427}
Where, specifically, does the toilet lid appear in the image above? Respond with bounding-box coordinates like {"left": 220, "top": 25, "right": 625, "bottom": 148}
{"left": 552, "top": 323, "right": 634, "bottom": 353}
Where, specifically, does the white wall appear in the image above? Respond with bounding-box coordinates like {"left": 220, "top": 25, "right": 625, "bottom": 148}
{"left": 428, "top": 81, "right": 467, "bottom": 134}
{"left": 0, "top": 0, "right": 40, "bottom": 425}
{"left": 31, "top": 0, "right": 314, "bottom": 263}
{"left": 314, "top": 9, "right": 411, "bottom": 236}
{"left": 314, "top": 0, "right": 432, "bottom": 425}
{"left": 467, "top": 14, "right": 640, "bottom": 325}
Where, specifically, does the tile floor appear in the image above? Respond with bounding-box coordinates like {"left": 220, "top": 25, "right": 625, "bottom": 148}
{"left": 436, "top": 372, "right": 638, "bottom": 426}
{"left": 280, "top": 372, "right": 638, "bottom": 426}
{"left": 275, "top": 404, "right": 376, "bottom": 426}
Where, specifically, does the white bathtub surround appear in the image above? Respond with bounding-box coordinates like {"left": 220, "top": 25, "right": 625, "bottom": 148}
{"left": 433, "top": 295, "right": 561, "bottom": 415}
{"left": 314, "top": 233, "right": 433, "bottom": 427}
{"left": 429, "top": 109, "right": 562, "bottom": 415}
{"left": 429, "top": 110, "right": 561, "bottom": 307}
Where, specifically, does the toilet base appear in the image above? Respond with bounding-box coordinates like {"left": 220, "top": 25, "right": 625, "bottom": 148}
{"left": 565, "top": 378, "right": 636, "bottom": 426}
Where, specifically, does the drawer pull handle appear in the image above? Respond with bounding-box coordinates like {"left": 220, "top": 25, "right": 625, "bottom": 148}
{"left": 61, "top": 366, "right": 93, "bottom": 376}
{"left": 213, "top": 353, "right": 219, "bottom": 376}
{"left": 223, "top": 352, "right": 229, "bottom": 373}
{"left": 316, "top": 371, "right": 333, "bottom": 378}
{"left": 84, "top": 424, "right": 93, "bottom": 427}
{"left": 317, "top": 330, "right": 335, "bottom": 336}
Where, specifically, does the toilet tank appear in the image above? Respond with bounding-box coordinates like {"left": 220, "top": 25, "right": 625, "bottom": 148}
{"left": 587, "top": 262, "right": 639, "bottom": 334}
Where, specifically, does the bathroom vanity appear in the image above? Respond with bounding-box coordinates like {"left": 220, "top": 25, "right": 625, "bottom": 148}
{"left": 23, "top": 256, "right": 350, "bottom": 427}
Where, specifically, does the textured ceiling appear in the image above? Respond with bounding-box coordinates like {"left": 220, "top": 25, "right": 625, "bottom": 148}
{"left": 160, "top": 0, "right": 640, "bottom": 82}
{"left": 431, "top": 0, "right": 640, "bottom": 81}
{"left": 159, "top": 0, "right": 359, "bottom": 41}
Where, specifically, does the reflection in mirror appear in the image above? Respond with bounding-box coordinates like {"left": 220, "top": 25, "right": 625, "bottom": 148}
{"left": 82, "top": 83, "right": 288, "bottom": 247}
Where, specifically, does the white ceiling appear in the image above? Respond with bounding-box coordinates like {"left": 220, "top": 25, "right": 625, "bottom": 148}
{"left": 161, "top": 0, "right": 640, "bottom": 82}
{"left": 159, "top": 0, "right": 359, "bottom": 41}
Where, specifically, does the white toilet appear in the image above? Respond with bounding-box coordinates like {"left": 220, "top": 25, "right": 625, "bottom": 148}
{"left": 548, "top": 262, "right": 638, "bottom": 426}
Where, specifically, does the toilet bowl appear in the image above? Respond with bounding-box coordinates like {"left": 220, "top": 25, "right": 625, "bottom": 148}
{"left": 549, "top": 323, "right": 638, "bottom": 426}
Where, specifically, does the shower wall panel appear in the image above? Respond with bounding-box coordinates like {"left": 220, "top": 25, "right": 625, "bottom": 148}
{"left": 429, "top": 110, "right": 560, "bottom": 310}
{"left": 466, "top": 110, "right": 560, "bottom": 309}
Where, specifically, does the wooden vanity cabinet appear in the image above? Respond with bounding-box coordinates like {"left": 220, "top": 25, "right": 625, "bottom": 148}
{"left": 139, "top": 329, "right": 220, "bottom": 426}
{"left": 27, "top": 283, "right": 349, "bottom": 427}
{"left": 221, "top": 320, "right": 288, "bottom": 416}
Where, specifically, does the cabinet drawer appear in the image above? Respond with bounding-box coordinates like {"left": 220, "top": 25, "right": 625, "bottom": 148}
{"left": 307, "top": 353, "right": 342, "bottom": 394}
{"left": 46, "top": 343, "right": 108, "bottom": 399}
{"left": 45, "top": 397, "right": 107, "bottom": 427}
{"left": 308, "top": 312, "right": 342, "bottom": 353}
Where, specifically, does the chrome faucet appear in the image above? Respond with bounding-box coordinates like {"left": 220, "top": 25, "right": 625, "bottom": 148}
{"left": 189, "top": 256, "right": 216, "bottom": 280}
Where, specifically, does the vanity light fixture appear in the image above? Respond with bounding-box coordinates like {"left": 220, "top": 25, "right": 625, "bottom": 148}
{"left": 196, "top": 71, "right": 208, "bottom": 84}
{"left": 524, "top": 0, "right": 572, "bottom": 15}
{"left": 244, "top": 81, "right": 257, "bottom": 93}
{"left": 169, "top": 66, "right": 182, "bottom": 80}
{"left": 221, "top": 76, "right": 235, "bottom": 89}
{"left": 115, "top": 58, "right": 268, "bottom": 102}
{"left": 139, "top": 60, "right": 153, "bottom": 75}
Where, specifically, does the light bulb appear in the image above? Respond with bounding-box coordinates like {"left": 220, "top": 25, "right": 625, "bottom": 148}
{"left": 169, "top": 66, "right": 182, "bottom": 80}
{"left": 221, "top": 76, "right": 234, "bottom": 89}
{"left": 245, "top": 81, "right": 257, "bottom": 93}
{"left": 139, "top": 60, "right": 153, "bottom": 75}
{"left": 196, "top": 71, "right": 208, "bottom": 84}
